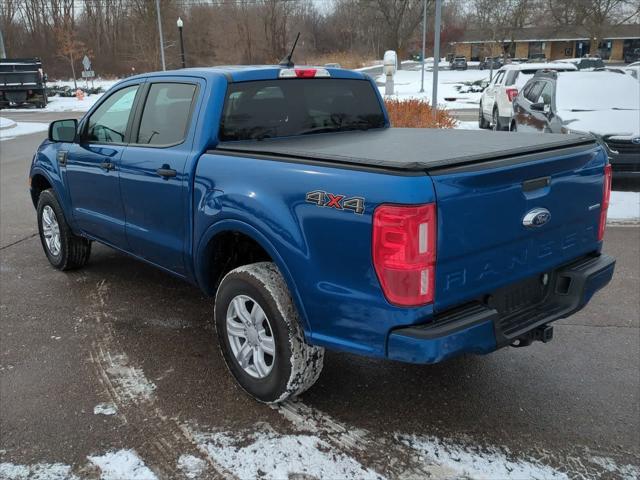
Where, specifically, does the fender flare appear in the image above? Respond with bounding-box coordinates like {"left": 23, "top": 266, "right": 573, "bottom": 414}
{"left": 194, "top": 218, "right": 312, "bottom": 335}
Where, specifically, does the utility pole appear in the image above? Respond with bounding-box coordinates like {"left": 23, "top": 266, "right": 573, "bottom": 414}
{"left": 155, "top": 0, "right": 166, "bottom": 70}
{"left": 0, "top": 26, "right": 6, "bottom": 58}
{"left": 431, "top": 0, "right": 442, "bottom": 120}
{"left": 419, "top": 0, "right": 427, "bottom": 93}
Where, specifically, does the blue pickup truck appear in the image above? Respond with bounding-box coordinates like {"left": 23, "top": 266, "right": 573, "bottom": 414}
{"left": 30, "top": 66, "right": 615, "bottom": 403}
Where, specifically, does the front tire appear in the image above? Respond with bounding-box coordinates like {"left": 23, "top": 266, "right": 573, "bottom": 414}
{"left": 215, "top": 262, "right": 325, "bottom": 403}
{"left": 37, "top": 189, "right": 91, "bottom": 270}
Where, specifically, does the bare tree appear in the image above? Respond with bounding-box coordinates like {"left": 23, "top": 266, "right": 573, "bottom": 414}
{"left": 578, "top": 0, "right": 640, "bottom": 52}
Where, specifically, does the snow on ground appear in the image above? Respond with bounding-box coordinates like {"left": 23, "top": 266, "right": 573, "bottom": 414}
{"left": 2, "top": 78, "right": 119, "bottom": 113}
{"left": 0, "top": 462, "right": 78, "bottom": 480}
{"left": 93, "top": 403, "right": 118, "bottom": 416}
{"left": 0, "top": 121, "right": 48, "bottom": 141}
{"left": 399, "top": 434, "right": 568, "bottom": 480}
{"left": 455, "top": 120, "right": 481, "bottom": 130}
{"left": 103, "top": 352, "right": 157, "bottom": 404}
{"left": 609, "top": 191, "right": 640, "bottom": 221}
{"left": 176, "top": 454, "right": 206, "bottom": 479}
{"left": 0, "top": 117, "right": 16, "bottom": 129}
{"left": 87, "top": 450, "right": 157, "bottom": 480}
{"left": 378, "top": 67, "right": 488, "bottom": 109}
{"left": 191, "top": 429, "right": 383, "bottom": 480}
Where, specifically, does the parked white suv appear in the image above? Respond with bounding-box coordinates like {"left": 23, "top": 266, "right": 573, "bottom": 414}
{"left": 479, "top": 62, "right": 577, "bottom": 130}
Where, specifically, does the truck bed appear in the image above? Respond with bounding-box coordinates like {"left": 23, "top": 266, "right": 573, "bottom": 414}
{"left": 215, "top": 128, "right": 596, "bottom": 172}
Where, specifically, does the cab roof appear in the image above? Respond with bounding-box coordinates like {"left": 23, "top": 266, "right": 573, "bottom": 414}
{"left": 124, "top": 65, "right": 369, "bottom": 83}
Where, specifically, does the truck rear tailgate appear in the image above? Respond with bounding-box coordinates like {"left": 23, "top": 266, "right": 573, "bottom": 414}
{"left": 430, "top": 143, "right": 606, "bottom": 312}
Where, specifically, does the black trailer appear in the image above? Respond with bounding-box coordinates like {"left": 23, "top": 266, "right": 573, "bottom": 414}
{"left": 0, "top": 58, "right": 48, "bottom": 109}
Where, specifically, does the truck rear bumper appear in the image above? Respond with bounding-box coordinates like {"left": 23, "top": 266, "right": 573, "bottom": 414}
{"left": 387, "top": 253, "right": 615, "bottom": 364}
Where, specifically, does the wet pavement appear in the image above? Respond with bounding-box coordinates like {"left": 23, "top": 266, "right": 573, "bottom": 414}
{"left": 0, "top": 115, "right": 638, "bottom": 479}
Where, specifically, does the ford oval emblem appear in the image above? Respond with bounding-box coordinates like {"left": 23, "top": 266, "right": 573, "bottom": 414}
{"left": 631, "top": 137, "right": 640, "bottom": 145}
{"left": 523, "top": 208, "right": 551, "bottom": 228}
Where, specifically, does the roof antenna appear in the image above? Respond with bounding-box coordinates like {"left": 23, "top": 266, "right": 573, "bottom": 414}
{"left": 279, "top": 32, "right": 301, "bottom": 68}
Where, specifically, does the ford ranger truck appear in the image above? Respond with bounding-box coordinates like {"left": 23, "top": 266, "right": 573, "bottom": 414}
{"left": 30, "top": 66, "right": 615, "bottom": 403}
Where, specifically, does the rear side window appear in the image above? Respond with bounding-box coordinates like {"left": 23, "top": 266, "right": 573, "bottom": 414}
{"left": 492, "top": 71, "right": 505, "bottom": 85}
{"left": 137, "top": 83, "right": 197, "bottom": 146}
{"left": 505, "top": 71, "right": 518, "bottom": 86}
{"left": 219, "top": 79, "right": 385, "bottom": 141}
{"left": 525, "top": 81, "right": 544, "bottom": 102}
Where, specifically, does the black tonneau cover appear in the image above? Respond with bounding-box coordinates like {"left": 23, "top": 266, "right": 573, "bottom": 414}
{"left": 215, "top": 128, "right": 595, "bottom": 172}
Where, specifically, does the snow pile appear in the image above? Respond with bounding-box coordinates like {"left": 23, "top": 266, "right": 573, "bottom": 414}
{"left": 193, "top": 430, "right": 383, "bottom": 480}
{"left": 176, "top": 454, "right": 206, "bottom": 479}
{"left": 87, "top": 450, "right": 157, "bottom": 480}
{"left": 0, "top": 122, "right": 48, "bottom": 141}
{"left": 398, "top": 434, "right": 568, "bottom": 480}
{"left": 608, "top": 191, "right": 640, "bottom": 222}
{"left": 0, "top": 117, "right": 16, "bottom": 130}
{"left": 0, "top": 462, "right": 77, "bottom": 480}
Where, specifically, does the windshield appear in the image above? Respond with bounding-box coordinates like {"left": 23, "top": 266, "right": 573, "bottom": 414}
{"left": 219, "top": 79, "right": 386, "bottom": 141}
{"left": 556, "top": 74, "right": 639, "bottom": 111}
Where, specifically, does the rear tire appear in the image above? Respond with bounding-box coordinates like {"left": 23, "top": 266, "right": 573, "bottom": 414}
{"left": 492, "top": 107, "right": 504, "bottom": 131}
{"left": 37, "top": 189, "right": 91, "bottom": 270}
{"left": 478, "top": 103, "right": 490, "bottom": 129}
{"left": 215, "top": 262, "right": 325, "bottom": 403}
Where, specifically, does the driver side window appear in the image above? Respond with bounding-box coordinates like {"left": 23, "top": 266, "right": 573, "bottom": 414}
{"left": 85, "top": 85, "right": 139, "bottom": 144}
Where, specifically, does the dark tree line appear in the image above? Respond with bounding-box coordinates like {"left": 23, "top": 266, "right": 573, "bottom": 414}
{"left": 0, "top": 0, "right": 638, "bottom": 79}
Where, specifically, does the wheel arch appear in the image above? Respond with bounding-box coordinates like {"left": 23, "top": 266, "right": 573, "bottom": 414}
{"left": 194, "top": 219, "right": 312, "bottom": 334}
{"left": 30, "top": 172, "right": 53, "bottom": 208}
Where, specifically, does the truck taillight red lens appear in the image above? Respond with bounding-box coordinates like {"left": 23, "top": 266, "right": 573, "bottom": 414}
{"left": 506, "top": 88, "right": 518, "bottom": 102}
{"left": 372, "top": 203, "right": 436, "bottom": 306}
{"left": 598, "top": 163, "right": 612, "bottom": 241}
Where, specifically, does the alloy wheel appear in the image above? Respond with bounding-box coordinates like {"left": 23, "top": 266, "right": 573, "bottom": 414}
{"left": 226, "top": 294, "right": 275, "bottom": 379}
{"left": 41, "top": 205, "right": 61, "bottom": 256}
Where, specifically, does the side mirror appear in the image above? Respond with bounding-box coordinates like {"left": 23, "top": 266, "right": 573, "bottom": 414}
{"left": 531, "top": 102, "right": 546, "bottom": 112}
{"left": 49, "top": 119, "right": 78, "bottom": 142}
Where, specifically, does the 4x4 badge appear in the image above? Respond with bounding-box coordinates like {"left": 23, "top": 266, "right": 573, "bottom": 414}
{"left": 305, "top": 190, "right": 365, "bottom": 215}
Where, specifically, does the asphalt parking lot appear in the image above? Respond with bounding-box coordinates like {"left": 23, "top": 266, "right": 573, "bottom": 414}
{"left": 1, "top": 112, "right": 639, "bottom": 479}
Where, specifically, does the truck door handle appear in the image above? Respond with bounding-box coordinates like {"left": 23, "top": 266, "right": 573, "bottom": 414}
{"left": 100, "top": 161, "right": 115, "bottom": 171}
{"left": 156, "top": 167, "right": 177, "bottom": 178}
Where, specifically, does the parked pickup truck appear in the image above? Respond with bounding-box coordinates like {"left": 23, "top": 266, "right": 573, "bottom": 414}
{"left": 30, "top": 66, "right": 615, "bottom": 403}
{"left": 0, "top": 57, "right": 48, "bottom": 109}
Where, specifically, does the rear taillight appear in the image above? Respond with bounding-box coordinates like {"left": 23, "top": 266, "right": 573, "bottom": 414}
{"left": 372, "top": 203, "right": 436, "bottom": 306}
{"left": 598, "top": 163, "right": 612, "bottom": 241}
{"left": 506, "top": 87, "right": 518, "bottom": 102}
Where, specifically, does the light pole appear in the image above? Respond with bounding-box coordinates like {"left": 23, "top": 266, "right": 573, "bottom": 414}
{"left": 419, "top": 0, "right": 427, "bottom": 93}
{"left": 155, "top": 0, "right": 166, "bottom": 70}
{"left": 431, "top": 0, "right": 442, "bottom": 120}
{"left": 177, "top": 17, "right": 186, "bottom": 68}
